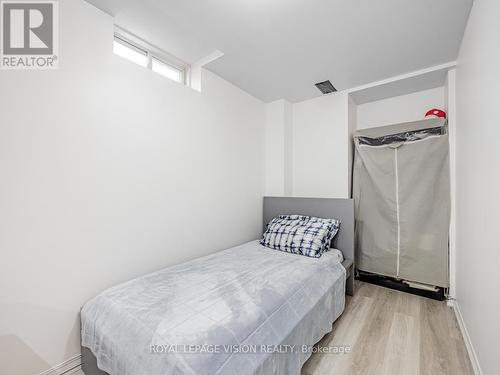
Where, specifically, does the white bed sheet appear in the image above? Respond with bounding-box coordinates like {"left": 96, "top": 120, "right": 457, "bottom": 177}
{"left": 81, "top": 240, "right": 346, "bottom": 375}
{"left": 329, "top": 248, "right": 344, "bottom": 263}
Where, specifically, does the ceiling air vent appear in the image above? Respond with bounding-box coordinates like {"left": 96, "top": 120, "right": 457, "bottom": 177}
{"left": 315, "top": 80, "right": 337, "bottom": 94}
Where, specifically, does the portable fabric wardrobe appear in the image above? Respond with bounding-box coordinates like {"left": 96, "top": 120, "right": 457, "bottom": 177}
{"left": 353, "top": 118, "right": 450, "bottom": 288}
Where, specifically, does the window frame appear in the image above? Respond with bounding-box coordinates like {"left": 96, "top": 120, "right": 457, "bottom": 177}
{"left": 151, "top": 57, "right": 184, "bottom": 83}
{"left": 113, "top": 27, "right": 189, "bottom": 85}
{"left": 113, "top": 35, "right": 149, "bottom": 67}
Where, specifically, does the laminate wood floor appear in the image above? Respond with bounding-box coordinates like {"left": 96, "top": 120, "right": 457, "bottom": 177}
{"left": 302, "top": 281, "right": 474, "bottom": 375}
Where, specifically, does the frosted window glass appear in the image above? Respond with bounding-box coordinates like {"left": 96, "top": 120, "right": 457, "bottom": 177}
{"left": 113, "top": 39, "right": 147, "bottom": 67}
{"left": 152, "top": 58, "right": 182, "bottom": 83}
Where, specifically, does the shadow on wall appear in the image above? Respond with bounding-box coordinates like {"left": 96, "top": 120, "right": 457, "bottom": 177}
{"left": 66, "top": 313, "right": 81, "bottom": 359}
{"left": 0, "top": 303, "right": 82, "bottom": 374}
{"left": 0, "top": 334, "right": 50, "bottom": 375}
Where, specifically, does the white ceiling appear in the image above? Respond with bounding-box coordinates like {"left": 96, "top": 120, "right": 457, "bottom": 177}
{"left": 349, "top": 63, "right": 455, "bottom": 105}
{"left": 86, "top": 0, "right": 473, "bottom": 103}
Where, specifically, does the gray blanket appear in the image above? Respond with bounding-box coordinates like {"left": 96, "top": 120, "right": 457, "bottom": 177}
{"left": 81, "top": 240, "right": 346, "bottom": 375}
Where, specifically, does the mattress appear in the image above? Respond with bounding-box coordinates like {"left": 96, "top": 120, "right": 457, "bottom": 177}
{"left": 81, "top": 240, "right": 346, "bottom": 375}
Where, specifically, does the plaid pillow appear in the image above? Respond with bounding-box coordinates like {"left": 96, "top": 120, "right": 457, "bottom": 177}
{"left": 278, "top": 215, "right": 340, "bottom": 252}
{"left": 261, "top": 215, "right": 338, "bottom": 258}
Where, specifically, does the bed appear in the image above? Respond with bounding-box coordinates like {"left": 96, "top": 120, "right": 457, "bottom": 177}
{"left": 81, "top": 197, "right": 354, "bottom": 375}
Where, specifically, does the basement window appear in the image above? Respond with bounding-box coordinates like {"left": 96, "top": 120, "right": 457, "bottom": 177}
{"left": 113, "top": 29, "right": 187, "bottom": 85}
{"left": 113, "top": 36, "right": 148, "bottom": 67}
{"left": 152, "top": 57, "right": 183, "bottom": 83}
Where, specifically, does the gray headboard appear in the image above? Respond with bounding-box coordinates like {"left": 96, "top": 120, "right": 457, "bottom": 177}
{"left": 263, "top": 197, "right": 354, "bottom": 263}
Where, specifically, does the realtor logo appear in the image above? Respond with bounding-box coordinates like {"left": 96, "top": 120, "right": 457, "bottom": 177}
{"left": 1, "top": 1, "right": 58, "bottom": 69}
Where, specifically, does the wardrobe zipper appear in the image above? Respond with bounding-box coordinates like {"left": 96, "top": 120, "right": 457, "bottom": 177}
{"left": 394, "top": 148, "right": 401, "bottom": 278}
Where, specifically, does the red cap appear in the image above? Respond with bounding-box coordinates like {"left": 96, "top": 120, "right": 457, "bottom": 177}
{"left": 425, "top": 108, "right": 447, "bottom": 119}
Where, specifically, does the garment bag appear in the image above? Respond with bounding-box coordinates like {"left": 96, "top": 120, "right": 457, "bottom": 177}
{"left": 353, "top": 118, "right": 450, "bottom": 287}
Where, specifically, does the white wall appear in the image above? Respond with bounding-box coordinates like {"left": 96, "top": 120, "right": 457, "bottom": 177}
{"left": 292, "top": 93, "right": 350, "bottom": 198}
{"left": 265, "top": 93, "right": 350, "bottom": 199}
{"left": 265, "top": 100, "right": 286, "bottom": 196}
{"left": 357, "top": 87, "right": 445, "bottom": 129}
{"left": 264, "top": 99, "right": 293, "bottom": 196}
{"left": 284, "top": 101, "right": 294, "bottom": 196}
{"left": 455, "top": 1, "right": 500, "bottom": 374}
{"left": 0, "top": 1, "right": 266, "bottom": 374}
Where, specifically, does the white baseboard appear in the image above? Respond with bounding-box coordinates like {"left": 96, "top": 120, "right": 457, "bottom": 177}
{"left": 451, "top": 300, "right": 483, "bottom": 375}
{"left": 38, "top": 354, "right": 82, "bottom": 375}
